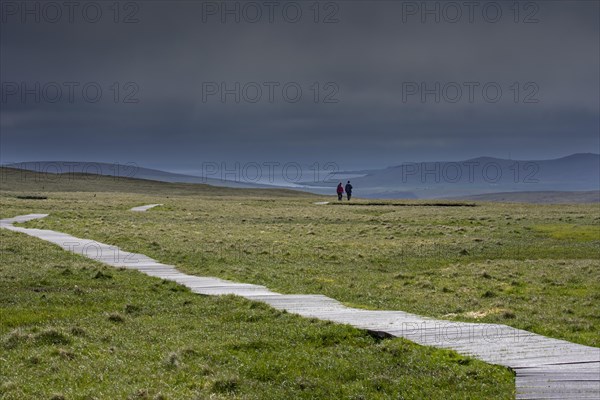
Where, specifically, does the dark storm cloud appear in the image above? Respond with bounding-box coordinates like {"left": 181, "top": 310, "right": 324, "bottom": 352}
{"left": 1, "top": 0, "right": 598, "bottom": 170}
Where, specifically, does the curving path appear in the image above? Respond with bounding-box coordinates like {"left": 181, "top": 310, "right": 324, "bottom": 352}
{"left": 1, "top": 207, "right": 598, "bottom": 399}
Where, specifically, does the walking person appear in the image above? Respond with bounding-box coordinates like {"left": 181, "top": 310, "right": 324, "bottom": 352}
{"left": 345, "top": 181, "right": 353, "bottom": 201}
{"left": 336, "top": 182, "right": 344, "bottom": 201}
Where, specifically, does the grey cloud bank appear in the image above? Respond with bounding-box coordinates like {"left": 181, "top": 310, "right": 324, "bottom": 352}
{"left": 1, "top": 1, "right": 598, "bottom": 171}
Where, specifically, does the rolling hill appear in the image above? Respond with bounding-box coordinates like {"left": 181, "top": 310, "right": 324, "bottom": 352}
{"left": 4, "top": 161, "right": 273, "bottom": 189}
{"left": 0, "top": 167, "right": 311, "bottom": 198}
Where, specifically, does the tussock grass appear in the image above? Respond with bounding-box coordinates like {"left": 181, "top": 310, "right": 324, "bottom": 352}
{"left": 2, "top": 328, "right": 71, "bottom": 349}
{"left": 2, "top": 170, "right": 597, "bottom": 396}
{"left": 0, "top": 227, "right": 514, "bottom": 399}
{"left": 14, "top": 190, "right": 595, "bottom": 346}
{"left": 107, "top": 312, "right": 125, "bottom": 323}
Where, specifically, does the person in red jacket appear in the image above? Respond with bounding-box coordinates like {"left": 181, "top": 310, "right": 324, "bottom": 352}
{"left": 336, "top": 182, "right": 344, "bottom": 201}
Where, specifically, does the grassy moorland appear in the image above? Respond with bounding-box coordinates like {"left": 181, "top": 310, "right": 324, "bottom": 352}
{"left": 2, "top": 170, "right": 599, "bottom": 398}
{"left": 0, "top": 170, "right": 517, "bottom": 399}
{"left": 5, "top": 172, "right": 597, "bottom": 348}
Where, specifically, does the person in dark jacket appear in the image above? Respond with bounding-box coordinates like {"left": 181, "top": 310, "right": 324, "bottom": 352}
{"left": 345, "top": 181, "right": 353, "bottom": 201}
{"left": 336, "top": 182, "right": 344, "bottom": 201}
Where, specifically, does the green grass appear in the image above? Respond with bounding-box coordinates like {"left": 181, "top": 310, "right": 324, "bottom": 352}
{"left": 0, "top": 229, "right": 514, "bottom": 399}
{"left": 1, "top": 167, "right": 598, "bottom": 397}
{"left": 10, "top": 190, "right": 597, "bottom": 347}
{"left": 533, "top": 223, "right": 600, "bottom": 241}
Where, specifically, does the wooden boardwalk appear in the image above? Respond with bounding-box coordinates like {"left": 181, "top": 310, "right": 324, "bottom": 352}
{"left": 130, "top": 204, "right": 162, "bottom": 212}
{"left": 1, "top": 209, "right": 598, "bottom": 399}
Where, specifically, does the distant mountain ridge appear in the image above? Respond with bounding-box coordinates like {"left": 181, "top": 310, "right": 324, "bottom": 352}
{"left": 5, "top": 153, "right": 599, "bottom": 201}
{"left": 324, "top": 153, "right": 600, "bottom": 199}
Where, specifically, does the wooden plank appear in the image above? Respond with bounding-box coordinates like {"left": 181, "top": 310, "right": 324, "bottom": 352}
{"left": 130, "top": 204, "right": 162, "bottom": 212}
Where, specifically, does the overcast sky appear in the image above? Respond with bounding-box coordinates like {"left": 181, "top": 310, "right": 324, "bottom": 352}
{"left": 1, "top": 0, "right": 598, "bottom": 171}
